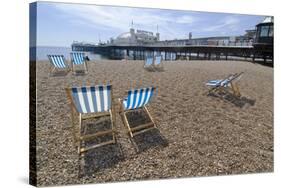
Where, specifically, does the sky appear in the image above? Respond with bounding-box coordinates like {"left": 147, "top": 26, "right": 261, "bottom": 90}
{"left": 36, "top": 2, "right": 265, "bottom": 47}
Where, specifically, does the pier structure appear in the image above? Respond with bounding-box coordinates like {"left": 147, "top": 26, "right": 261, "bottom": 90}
{"left": 71, "top": 43, "right": 262, "bottom": 61}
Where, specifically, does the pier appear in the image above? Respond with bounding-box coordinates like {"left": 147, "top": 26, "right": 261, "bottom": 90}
{"left": 72, "top": 43, "right": 272, "bottom": 62}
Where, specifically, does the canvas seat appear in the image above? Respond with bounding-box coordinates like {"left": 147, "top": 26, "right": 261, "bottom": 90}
{"left": 206, "top": 79, "right": 231, "bottom": 87}
{"left": 144, "top": 57, "right": 155, "bottom": 71}
{"left": 153, "top": 55, "right": 164, "bottom": 71}
{"left": 206, "top": 72, "right": 244, "bottom": 97}
{"left": 47, "top": 55, "right": 70, "bottom": 76}
{"left": 118, "top": 86, "right": 158, "bottom": 138}
{"left": 65, "top": 84, "right": 116, "bottom": 157}
{"left": 70, "top": 52, "right": 89, "bottom": 75}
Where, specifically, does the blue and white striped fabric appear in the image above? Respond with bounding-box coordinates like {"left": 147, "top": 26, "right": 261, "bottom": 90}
{"left": 123, "top": 87, "right": 156, "bottom": 110}
{"left": 145, "top": 57, "right": 153, "bottom": 66}
{"left": 48, "top": 55, "right": 67, "bottom": 68}
{"left": 70, "top": 52, "right": 85, "bottom": 65}
{"left": 155, "top": 56, "right": 162, "bottom": 65}
{"left": 71, "top": 85, "right": 111, "bottom": 114}
{"left": 206, "top": 79, "right": 231, "bottom": 87}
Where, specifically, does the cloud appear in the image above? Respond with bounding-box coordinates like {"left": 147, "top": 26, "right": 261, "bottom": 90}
{"left": 52, "top": 3, "right": 196, "bottom": 40}
{"left": 203, "top": 16, "right": 240, "bottom": 33}
{"left": 49, "top": 3, "right": 260, "bottom": 42}
{"left": 176, "top": 15, "right": 195, "bottom": 24}
{"left": 54, "top": 4, "right": 129, "bottom": 31}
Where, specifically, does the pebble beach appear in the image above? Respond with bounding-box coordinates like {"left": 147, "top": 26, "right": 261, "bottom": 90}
{"left": 35, "top": 60, "right": 273, "bottom": 186}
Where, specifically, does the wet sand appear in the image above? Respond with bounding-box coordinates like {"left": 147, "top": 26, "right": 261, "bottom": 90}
{"left": 35, "top": 60, "right": 273, "bottom": 186}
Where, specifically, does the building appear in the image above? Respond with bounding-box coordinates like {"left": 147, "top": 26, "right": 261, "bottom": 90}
{"left": 111, "top": 27, "right": 160, "bottom": 45}
{"left": 254, "top": 16, "right": 273, "bottom": 45}
{"left": 253, "top": 16, "right": 273, "bottom": 61}
{"left": 153, "top": 36, "right": 236, "bottom": 46}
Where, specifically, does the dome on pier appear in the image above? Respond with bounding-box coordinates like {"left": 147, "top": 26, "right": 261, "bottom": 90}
{"left": 117, "top": 32, "right": 132, "bottom": 39}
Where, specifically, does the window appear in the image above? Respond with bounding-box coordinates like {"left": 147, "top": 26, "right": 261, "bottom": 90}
{"left": 260, "top": 26, "right": 269, "bottom": 37}
{"left": 269, "top": 25, "right": 273, "bottom": 37}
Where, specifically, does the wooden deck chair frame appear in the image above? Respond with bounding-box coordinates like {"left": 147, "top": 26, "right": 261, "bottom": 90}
{"left": 47, "top": 55, "right": 70, "bottom": 76}
{"left": 118, "top": 87, "right": 158, "bottom": 138}
{"left": 70, "top": 52, "right": 89, "bottom": 75}
{"left": 208, "top": 72, "right": 243, "bottom": 97}
{"left": 65, "top": 84, "right": 116, "bottom": 158}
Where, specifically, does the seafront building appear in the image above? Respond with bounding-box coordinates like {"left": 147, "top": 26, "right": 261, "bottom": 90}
{"left": 105, "top": 24, "right": 256, "bottom": 47}
{"left": 109, "top": 28, "right": 160, "bottom": 45}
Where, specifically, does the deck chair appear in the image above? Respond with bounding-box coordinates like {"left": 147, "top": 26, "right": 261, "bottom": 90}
{"left": 154, "top": 55, "right": 164, "bottom": 71}
{"left": 118, "top": 86, "right": 158, "bottom": 138}
{"left": 206, "top": 72, "right": 244, "bottom": 97}
{"left": 47, "top": 55, "right": 69, "bottom": 76}
{"left": 65, "top": 84, "right": 116, "bottom": 157}
{"left": 144, "top": 57, "right": 154, "bottom": 71}
{"left": 70, "top": 52, "right": 88, "bottom": 75}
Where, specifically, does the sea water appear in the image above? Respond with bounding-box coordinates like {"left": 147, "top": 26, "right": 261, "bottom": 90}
{"left": 31, "top": 46, "right": 178, "bottom": 61}
{"left": 33, "top": 46, "right": 105, "bottom": 61}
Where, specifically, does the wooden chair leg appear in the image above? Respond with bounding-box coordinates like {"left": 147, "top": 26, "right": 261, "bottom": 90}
{"left": 144, "top": 106, "right": 156, "bottom": 128}
{"left": 234, "top": 83, "right": 241, "bottom": 97}
{"left": 109, "top": 110, "right": 116, "bottom": 143}
{"left": 50, "top": 66, "right": 56, "bottom": 76}
{"left": 79, "top": 152, "right": 85, "bottom": 177}
{"left": 71, "top": 61, "right": 74, "bottom": 75}
{"left": 84, "top": 61, "right": 88, "bottom": 74}
{"left": 123, "top": 112, "right": 133, "bottom": 138}
{"left": 118, "top": 99, "right": 134, "bottom": 137}
{"left": 230, "top": 82, "right": 241, "bottom": 97}
{"left": 78, "top": 113, "right": 82, "bottom": 154}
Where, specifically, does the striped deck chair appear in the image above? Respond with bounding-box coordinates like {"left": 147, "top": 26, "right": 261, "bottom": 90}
{"left": 144, "top": 57, "right": 154, "bottom": 70}
{"left": 65, "top": 84, "right": 116, "bottom": 156}
{"left": 118, "top": 86, "right": 158, "bottom": 138}
{"left": 47, "top": 55, "right": 69, "bottom": 76}
{"left": 70, "top": 52, "right": 88, "bottom": 75}
{"left": 206, "top": 72, "right": 244, "bottom": 97}
{"left": 154, "top": 55, "right": 164, "bottom": 70}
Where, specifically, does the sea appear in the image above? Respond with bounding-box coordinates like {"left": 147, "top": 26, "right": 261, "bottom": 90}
{"left": 31, "top": 46, "right": 178, "bottom": 61}
{"left": 33, "top": 46, "right": 105, "bottom": 61}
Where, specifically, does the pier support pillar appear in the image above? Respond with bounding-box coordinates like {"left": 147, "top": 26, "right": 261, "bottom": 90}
{"left": 133, "top": 50, "right": 136, "bottom": 60}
